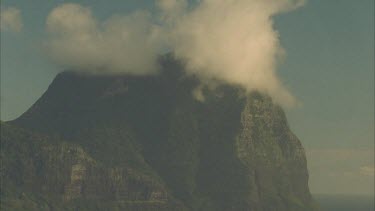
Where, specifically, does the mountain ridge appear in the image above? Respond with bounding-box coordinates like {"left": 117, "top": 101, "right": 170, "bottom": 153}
{"left": 1, "top": 57, "right": 317, "bottom": 210}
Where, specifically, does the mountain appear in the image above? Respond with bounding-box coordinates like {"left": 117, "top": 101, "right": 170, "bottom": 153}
{"left": 1, "top": 56, "right": 318, "bottom": 210}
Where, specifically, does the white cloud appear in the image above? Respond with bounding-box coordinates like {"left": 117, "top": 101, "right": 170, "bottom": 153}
{"left": 0, "top": 6, "right": 23, "bottom": 32}
{"left": 45, "top": 0, "right": 306, "bottom": 106}
{"left": 46, "top": 3, "right": 163, "bottom": 75}
{"left": 162, "top": 0, "right": 304, "bottom": 106}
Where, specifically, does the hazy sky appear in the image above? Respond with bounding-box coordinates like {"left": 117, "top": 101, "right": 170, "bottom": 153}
{"left": 1, "top": 0, "right": 374, "bottom": 195}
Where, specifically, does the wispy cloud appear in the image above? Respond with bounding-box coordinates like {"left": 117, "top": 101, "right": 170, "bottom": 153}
{"left": 360, "top": 166, "right": 375, "bottom": 176}
{"left": 0, "top": 6, "right": 23, "bottom": 32}
{"left": 307, "top": 148, "right": 374, "bottom": 194}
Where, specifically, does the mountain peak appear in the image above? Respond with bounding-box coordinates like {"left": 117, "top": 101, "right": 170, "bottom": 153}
{"left": 4, "top": 62, "right": 317, "bottom": 210}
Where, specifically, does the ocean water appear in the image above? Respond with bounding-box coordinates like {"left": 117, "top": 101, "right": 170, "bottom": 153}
{"left": 315, "top": 194, "right": 374, "bottom": 211}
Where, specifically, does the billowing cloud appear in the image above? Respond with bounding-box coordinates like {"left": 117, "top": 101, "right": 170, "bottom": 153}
{"left": 161, "top": 0, "right": 304, "bottom": 106}
{"left": 46, "top": 0, "right": 305, "bottom": 106}
{"left": 46, "top": 3, "right": 163, "bottom": 75}
{"left": 0, "top": 6, "right": 23, "bottom": 32}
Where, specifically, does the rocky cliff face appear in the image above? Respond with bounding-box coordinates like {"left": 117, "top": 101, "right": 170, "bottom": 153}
{"left": 1, "top": 122, "right": 184, "bottom": 211}
{"left": 1, "top": 57, "right": 317, "bottom": 210}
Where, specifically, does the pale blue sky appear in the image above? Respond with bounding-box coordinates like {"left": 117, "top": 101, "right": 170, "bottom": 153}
{"left": 1, "top": 0, "right": 374, "bottom": 195}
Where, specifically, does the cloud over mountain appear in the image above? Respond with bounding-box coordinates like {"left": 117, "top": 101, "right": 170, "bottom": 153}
{"left": 45, "top": 0, "right": 305, "bottom": 107}
{"left": 46, "top": 3, "right": 163, "bottom": 75}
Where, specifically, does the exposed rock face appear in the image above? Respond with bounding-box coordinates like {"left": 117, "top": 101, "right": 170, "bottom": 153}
{"left": 1, "top": 57, "right": 317, "bottom": 210}
{"left": 1, "top": 123, "right": 181, "bottom": 211}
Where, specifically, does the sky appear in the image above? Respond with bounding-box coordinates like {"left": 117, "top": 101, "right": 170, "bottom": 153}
{"left": 1, "top": 0, "right": 374, "bottom": 195}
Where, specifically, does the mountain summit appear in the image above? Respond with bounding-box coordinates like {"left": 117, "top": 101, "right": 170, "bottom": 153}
{"left": 1, "top": 57, "right": 317, "bottom": 210}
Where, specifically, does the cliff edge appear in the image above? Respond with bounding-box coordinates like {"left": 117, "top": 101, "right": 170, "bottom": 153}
{"left": 2, "top": 57, "right": 317, "bottom": 210}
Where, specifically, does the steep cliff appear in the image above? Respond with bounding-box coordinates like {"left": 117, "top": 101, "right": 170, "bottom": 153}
{"left": 2, "top": 57, "right": 317, "bottom": 210}
{"left": 0, "top": 122, "right": 186, "bottom": 211}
